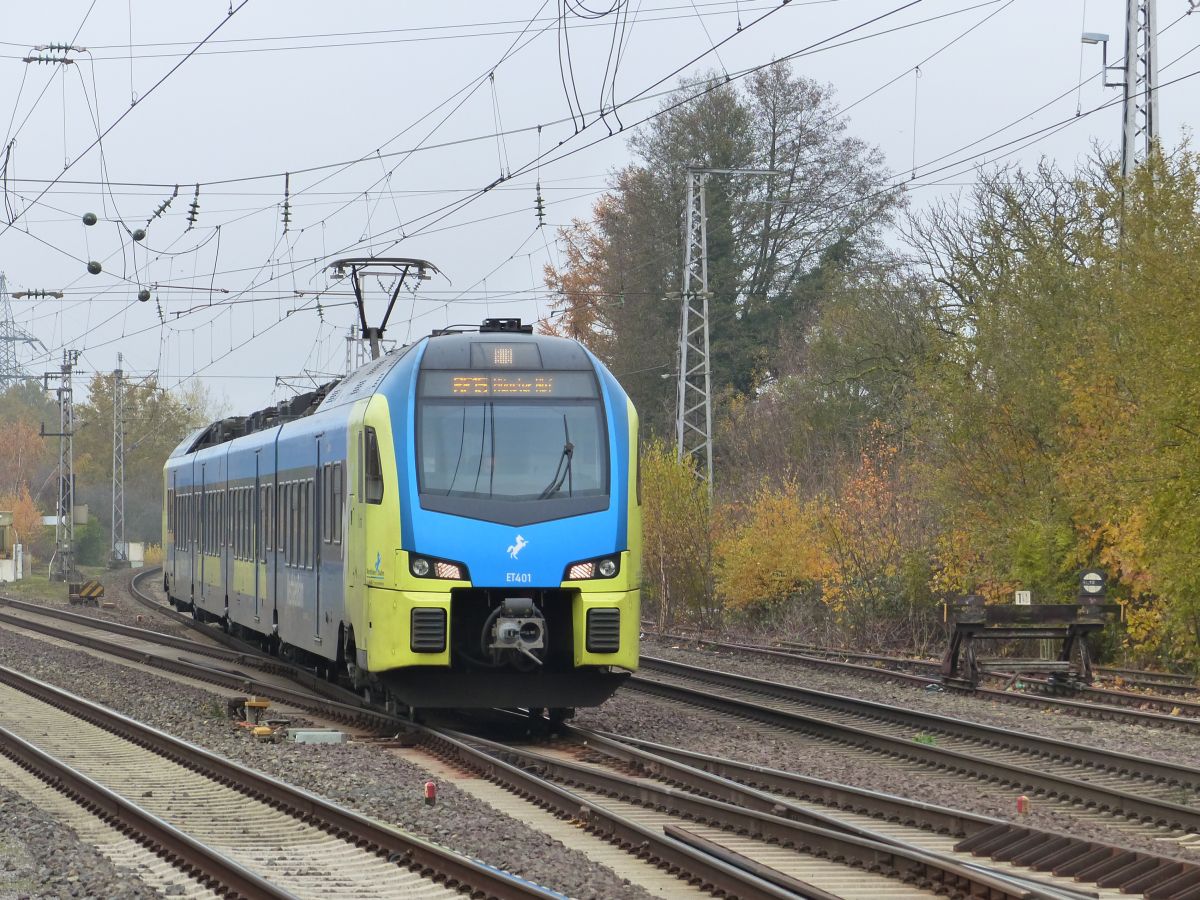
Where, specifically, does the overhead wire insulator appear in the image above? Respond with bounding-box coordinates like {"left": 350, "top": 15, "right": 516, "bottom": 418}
{"left": 185, "top": 183, "right": 200, "bottom": 231}
{"left": 535, "top": 182, "right": 546, "bottom": 226}
{"left": 281, "top": 172, "right": 291, "bottom": 234}
{"left": 148, "top": 185, "right": 178, "bottom": 225}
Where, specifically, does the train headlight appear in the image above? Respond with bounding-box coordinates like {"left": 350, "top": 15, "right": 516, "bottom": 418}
{"left": 563, "top": 555, "right": 620, "bottom": 581}
{"left": 409, "top": 555, "right": 468, "bottom": 581}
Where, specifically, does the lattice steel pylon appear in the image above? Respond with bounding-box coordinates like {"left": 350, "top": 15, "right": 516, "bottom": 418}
{"left": 0, "top": 272, "right": 40, "bottom": 384}
{"left": 675, "top": 170, "right": 713, "bottom": 489}
{"left": 674, "top": 167, "right": 780, "bottom": 492}
{"left": 109, "top": 354, "right": 128, "bottom": 568}
{"left": 1122, "top": 0, "right": 1159, "bottom": 178}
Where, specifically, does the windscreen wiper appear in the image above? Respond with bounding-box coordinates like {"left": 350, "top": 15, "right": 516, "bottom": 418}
{"left": 537, "top": 415, "right": 574, "bottom": 499}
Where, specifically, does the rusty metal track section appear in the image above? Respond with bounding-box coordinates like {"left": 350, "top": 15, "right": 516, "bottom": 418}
{"left": 632, "top": 659, "right": 1200, "bottom": 835}
{"left": 648, "top": 631, "right": 1200, "bottom": 731}
{"left": 412, "top": 726, "right": 796, "bottom": 899}
{"left": 0, "top": 724, "right": 295, "bottom": 900}
{"left": 445, "top": 726, "right": 1076, "bottom": 900}
{"left": 429, "top": 726, "right": 1044, "bottom": 900}
{"left": 0, "top": 663, "right": 554, "bottom": 899}
{"left": 592, "top": 729, "right": 1200, "bottom": 899}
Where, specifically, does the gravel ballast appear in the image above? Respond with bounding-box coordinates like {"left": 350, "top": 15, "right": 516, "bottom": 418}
{"left": 0, "top": 624, "right": 652, "bottom": 900}
{"left": 565, "top": 636, "right": 1200, "bottom": 861}
{"left": 0, "top": 785, "right": 162, "bottom": 900}
{"left": 639, "top": 637, "right": 1200, "bottom": 768}
{"left": 9, "top": 571, "right": 1200, "bottom": 887}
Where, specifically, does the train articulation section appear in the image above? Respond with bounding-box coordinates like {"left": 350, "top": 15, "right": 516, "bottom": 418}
{"left": 163, "top": 319, "right": 640, "bottom": 711}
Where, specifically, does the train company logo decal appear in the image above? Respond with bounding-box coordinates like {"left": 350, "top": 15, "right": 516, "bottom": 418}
{"left": 507, "top": 534, "right": 528, "bottom": 560}
{"left": 367, "top": 551, "right": 382, "bottom": 580}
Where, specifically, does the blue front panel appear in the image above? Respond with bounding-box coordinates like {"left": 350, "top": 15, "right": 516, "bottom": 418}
{"left": 385, "top": 342, "right": 631, "bottom": 587}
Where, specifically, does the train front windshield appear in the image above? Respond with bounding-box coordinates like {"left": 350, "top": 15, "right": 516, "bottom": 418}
{"left": 416, "top": 370, "right": 609, "bottom": 520}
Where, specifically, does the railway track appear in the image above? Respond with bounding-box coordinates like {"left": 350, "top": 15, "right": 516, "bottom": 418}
{"left": 642, "top": 629, "right": 1200, "bottom": 731}
{"left": 439, "top": 722, "right": 1108, "bottom": 900}
{"left": 632, "top": 656, "right": 1200, "bottom": 850}
{"left": 8, "top": 574, "right": 1200, "bottom": 896}
{"left": 0, "top": 574, "right": 864, "bottom": 897}
{"left": 779, "top": 642, "right": 1199, "bottom": 696}
{"left": 0, "top": 663, "right": 553, "bottom": 900}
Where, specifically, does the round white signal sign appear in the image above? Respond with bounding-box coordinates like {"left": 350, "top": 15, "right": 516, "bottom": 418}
{"left": 1081, "top": 571, "right": 1104, "bottom": 595}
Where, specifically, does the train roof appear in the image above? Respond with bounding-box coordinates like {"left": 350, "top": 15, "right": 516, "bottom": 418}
{"left": 172, "top": 318, "right": 591, "bottom": 455}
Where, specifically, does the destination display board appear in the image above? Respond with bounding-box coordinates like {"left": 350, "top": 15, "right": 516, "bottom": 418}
{"left": 420, "top": 371, "right": 598, "bottom": 399}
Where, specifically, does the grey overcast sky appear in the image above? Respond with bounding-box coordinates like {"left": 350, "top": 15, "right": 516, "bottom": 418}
{"left": 1, "top": 0, "right": 1197, "bottom": 411}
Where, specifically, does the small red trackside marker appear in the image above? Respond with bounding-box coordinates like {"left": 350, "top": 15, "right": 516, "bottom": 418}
{"left": 1016, "top": 795, "right": 1030, "bottom": 814}
{"left": 424, "top": 781, "right": 437, "bottom": 806}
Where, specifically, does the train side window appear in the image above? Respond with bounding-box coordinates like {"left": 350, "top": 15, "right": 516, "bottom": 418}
{"left": 332, "top": 463, "right": 343, "bottom": 544}
{"left": 259, "top": 487, "right": 266, "bottom": 564}
{"left": 321, "top": 464, "right": 330, "bottom": 544}
{"left": 285, "top": 482, "right": 291, "bottom": 566}
{"left": 302, "top": 479, "right": 309, "bottom": 567}
{"left": 306, "top": 479, "right": 314, "bottom": 568}
{"left": 364, "top": 427, "right": 384, "bottom": 504}
{"left": 291, "top": 482, "right": 299, "bottom": 567}
{"left": 280, "top": 484, "right": 287, "bottom": 565}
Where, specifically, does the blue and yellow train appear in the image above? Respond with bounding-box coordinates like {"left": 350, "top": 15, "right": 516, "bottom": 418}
{"left": 162, "top": 318, "right": 640, "bottom": 712}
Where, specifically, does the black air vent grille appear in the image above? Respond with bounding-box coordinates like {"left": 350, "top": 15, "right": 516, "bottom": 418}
{"left": 411, "top": 608, "right": 447, "bottom": 653}
{"left": 586, "top": 608, "right": 620, "bottom": 653}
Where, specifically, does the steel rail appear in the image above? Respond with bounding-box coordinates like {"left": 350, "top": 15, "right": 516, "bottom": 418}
{"left": 583, "top": 729, "right": 1200, "bottom": 898}
{"left": 103, "top": 574, "right": 1200, "bottom": 896}
{"left": 648, "top": 629, "right": 1200, "bottom": 729}
{"left": 629, "top": 666, "right": 1200, "bottom": 835}
{"left": 410, "top": 725, "right": 797, "bottom": 899}
{"left": 0, "top": 724, "right": 297, "bottom": 900}
{"left": 641, "top": 655, "right": 1200, "bottom": 791}
{"left": 0, "top": 663, "right": 556, "bottom": 900}
{"left": 783, "top": 641, "right": 1199, "bottom": 687}
{"left": 115, "top": 571, "right": 797, "bottom": 898}
{"left": 0, "top": 607, "right": 396, "bottom": 731}
{"left": 443, "top": 726, "right": 1046, "bottom": 900}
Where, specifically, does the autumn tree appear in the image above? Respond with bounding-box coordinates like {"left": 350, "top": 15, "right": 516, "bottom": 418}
{"left": 905, "top": 161, "right": 1105, "bottom": 602}
{"left": 540, "top": 209, "right": 614, "bottom": 356}
{"left": 548, "top": 62, "right": 897, "bottom": 439}
{"left": 73, "top": 375, "right": 212, "bottom": 545}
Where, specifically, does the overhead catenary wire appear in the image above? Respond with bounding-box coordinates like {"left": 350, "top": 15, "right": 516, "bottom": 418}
{"left": 0, "top": 1, "right": 252, "bottom": 243}
{"left": 18, "top": 1, "right": 1190, "bottom": 393}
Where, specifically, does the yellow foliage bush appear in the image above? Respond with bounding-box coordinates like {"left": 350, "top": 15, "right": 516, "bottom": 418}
{"left": 715, "top": 482, "right": 827, "bottom": 610}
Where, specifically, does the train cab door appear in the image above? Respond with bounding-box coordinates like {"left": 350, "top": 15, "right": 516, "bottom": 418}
{"left": 169, "top": 471, "right": 177, "bottom": 588}
{"left": 199, "top": 465, "right": 207, "bottom": 606}
{"left": 313, "top": 435, "right": 324, "bottom": 644}
{"left": 254, "top": 450, "right": 262, "bottom": 622}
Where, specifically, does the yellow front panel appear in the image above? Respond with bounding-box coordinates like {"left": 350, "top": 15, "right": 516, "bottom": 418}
{"left": 364, "top": 587, "right": 451, "bottom": 670}
{"left": 570, "top": 586, "right": 641, "bottom": 667}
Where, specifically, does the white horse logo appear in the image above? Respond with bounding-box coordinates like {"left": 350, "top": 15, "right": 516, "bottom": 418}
{"left": 507, "top": 534, "right": 528, "bottom": 560}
